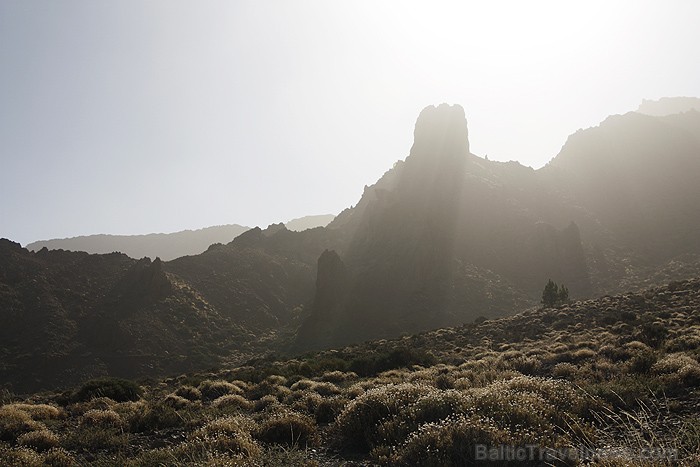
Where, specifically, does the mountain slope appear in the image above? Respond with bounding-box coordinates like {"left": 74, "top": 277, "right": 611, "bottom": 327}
{"left": 26, "top": 224, "right": 251, "bottom": 261}
{"left": 2, "top": 277, "right": 699, "bottom": 465}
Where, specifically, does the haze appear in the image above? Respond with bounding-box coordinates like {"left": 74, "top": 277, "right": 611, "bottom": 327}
{"left": 1, "top": 1, "right": 699, "bottom": 246}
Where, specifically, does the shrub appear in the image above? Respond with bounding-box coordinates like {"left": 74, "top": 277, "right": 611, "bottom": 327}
{"left": 255, "top": 411, "right": 317, "bottom": 447}
{"left": 314, "top": 397, "right": 347, "bottom": 424}
{"left": 666, "top": 334, "right": 700, "bottom": 352}
{"left": 553, "top": 362, "right": 578, "bottom": 379}
{"left": 128, "top": 402, "right": 182, "bottom": 432}
{"left": 64, "top": 426, "right": 129, "bottom": 450}
{"left": 289, "top": 379, "right": 315, "bottom": 392}
{"left": 0, "top": 405, "right": 45, "bottom": 441}
{"left": 0, "top": 444, "right": 43, "bottom": 465}
{"left": 163, "top": 394, "right": 193, "bottom": 409}
{"left": 349, "top": 348, "right": 436, "bottom": 377}
{"left": 652, "top": 353, "right": 698, "bottom": 374}
{"left": 334, "top": 383, "right": 436, "bottom": 451}
{"left": 389, "top": 414, "right": 516, "bottom": 466}
{"left": 376, "top": 389, "right": 472, "bottom": 448}
{"left": 198, "top": 380, "right": 243, "bottom": 401}
{"left": 4, "top": 403, "right": 63, "bottom": 420}
{"left": 639, "top": 321, "right": 669, "bottom": 347}
{"left": 16, "top": 429, "right": 60, "bottom": 451}
{"left": 584, "top": 375, "right": 665, "bottom": 408}
{"left": 191, "top": 416, "right": 261, "bottom": 457}
{"left": 320, "top": 370, "right": 358, "bottom": 384}
{"left": 627, "top": 349, "right": 657, "bottom": 374}
{"left": 80, "top": 409, "right": 123, "bottom": 428}
{"left": 309, "top": 381, "right": 341, "bottom": 397}
{"left": 212, "top": 394, "right": 254, "bottom": 412}
{"left": 43, "top": 447, "right": 77, "bottom": 467}
{"left": 253, "top": 394, "right": 279, "bottom": 412}
{"left": 287, "top": 391, "right": 322, "bottom": 415}
{"left": 73, "top": 377, "right": 143, "bottom": 402}
{"left": 174, "top": 385, "right": 202, "bottom": 401}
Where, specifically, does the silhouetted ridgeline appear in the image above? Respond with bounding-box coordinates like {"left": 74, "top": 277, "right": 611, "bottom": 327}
{"left": 26, "top": 224, "right": 250, "bottom": 261}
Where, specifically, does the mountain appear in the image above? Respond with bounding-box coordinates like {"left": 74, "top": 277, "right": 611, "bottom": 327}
{"left": 285, "top": 214, "right": 336, "bottom": 232}
{"left": 298, "top": 104, "right": 587, "bottom": 348}
{"left": 541, "top": 109, "right": 700, "bottom": 291}
{"left": 297, "top": 103, "right": 700, "bottom": 349}
{"left": 26, "top": 224, "right": 251, "bottom": 261}
{"left": 4, "top": 99, "right": 700, "bottom": 391}
{"left": 637, "top": 96, "right": 700, "bottom": 116}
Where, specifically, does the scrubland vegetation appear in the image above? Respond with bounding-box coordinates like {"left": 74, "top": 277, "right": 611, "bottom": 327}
{"left": 1, "top": 279, "right": 700, "bottom": 465}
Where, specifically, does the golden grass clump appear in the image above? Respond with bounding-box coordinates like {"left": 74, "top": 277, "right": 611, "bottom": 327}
{"left": 0, "top": 405, "right": 46, "bottom": 442}
{"left": 174, "top": 385, "right": 202, "bottom": 401}
{"left": 0, "top": 444, "right": 44, "bottom": 465}
{"left": 334, "top": 383, "right": 437, "bottom": 451}
{"left": 255, "top": 410, "right": 318, "bottom": 447}
{"left": 43, "top": 447, "right": 78, "bottom": 467}
{"left": 80, "top": 409, "right": 123, "bottom": 428}
{"left": 198, "top": 380, "right": 244, "bottom": 401}
{"left": 16, "top": 428, "right": 60, "bottom": 451}
{"left": 319, "top": 370, "right": 358, "bottom": 383}
{"left": 190, "top": 415, "right": 261, "bottom": 458}
{"left": 4, "top": 403, "right": 64, "bottom": 420}
{"left": 212, "top": 394, "right": 254, "bottom": 412}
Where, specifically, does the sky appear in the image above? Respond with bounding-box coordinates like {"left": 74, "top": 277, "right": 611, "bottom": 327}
{"left": 1, "top": 1, "right": 699, "bottom": 246}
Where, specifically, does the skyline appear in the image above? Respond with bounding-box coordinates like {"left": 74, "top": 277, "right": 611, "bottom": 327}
{"left": 2, "top": 1, "right": 700, "bottom": 245}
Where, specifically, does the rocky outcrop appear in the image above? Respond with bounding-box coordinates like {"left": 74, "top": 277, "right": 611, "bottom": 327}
{"left": 297, "top": 104, "right": 592, "bottom": 350}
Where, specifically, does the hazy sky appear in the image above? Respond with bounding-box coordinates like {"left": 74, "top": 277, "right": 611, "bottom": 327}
{"left": 2, "top": 1, "right": 699, "bottom": 245}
